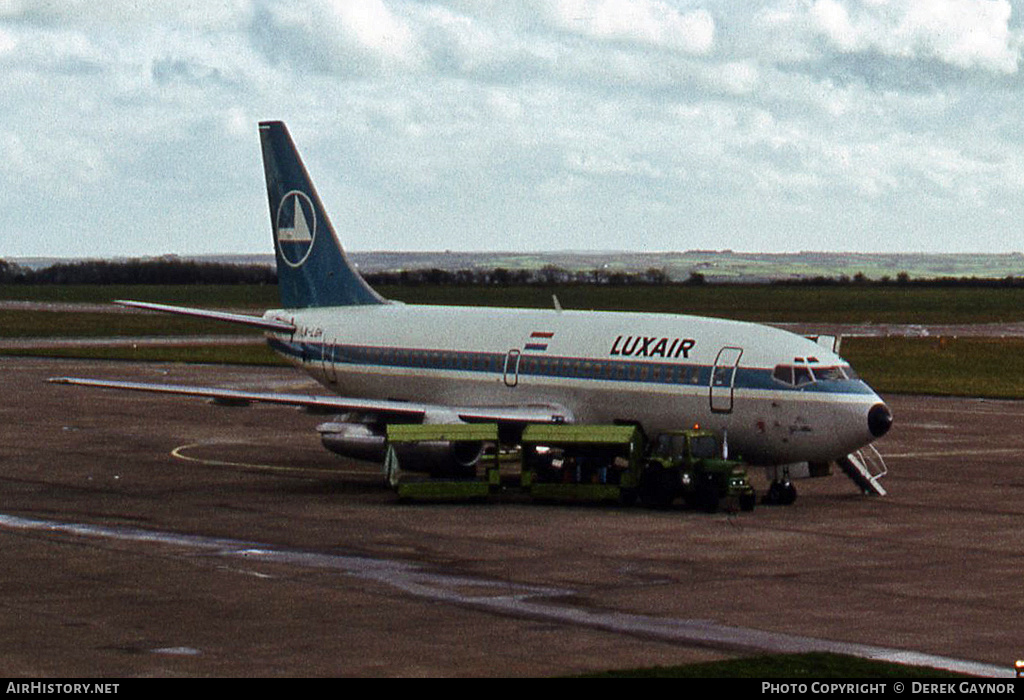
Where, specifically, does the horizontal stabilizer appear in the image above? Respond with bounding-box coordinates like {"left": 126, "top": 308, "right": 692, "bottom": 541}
{"left": 115, "top": 300, "right": 295, "bottom": 333}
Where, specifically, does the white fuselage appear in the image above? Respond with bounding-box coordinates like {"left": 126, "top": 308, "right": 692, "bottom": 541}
{"left": 265, "top": 302, "right": 887, "bottom": 466}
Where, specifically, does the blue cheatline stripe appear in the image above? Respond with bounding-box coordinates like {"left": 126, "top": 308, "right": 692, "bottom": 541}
{"left": 265, "top": 338, "right": 876, "bottom": 395}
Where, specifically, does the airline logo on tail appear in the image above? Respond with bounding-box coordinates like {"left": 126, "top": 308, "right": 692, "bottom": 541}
{"left": 275, "top": 190, "right": 317, "bottom": 268}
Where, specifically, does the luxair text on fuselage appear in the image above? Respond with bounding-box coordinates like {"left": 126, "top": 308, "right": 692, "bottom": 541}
{"left": 610, "top": 335, "right": 696, "bottom": 359}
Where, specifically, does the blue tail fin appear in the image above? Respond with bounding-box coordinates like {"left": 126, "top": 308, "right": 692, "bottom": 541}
{"left": 259, "top": 121, "right": 386, "bottom": 308}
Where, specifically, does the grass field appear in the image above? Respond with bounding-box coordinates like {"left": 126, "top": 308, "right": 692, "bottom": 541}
{"left": 5, "top": 344, "right": 282, "bottom": 366}
{"left": 371, "top": 284, "right": 1024, "bottom": 324}
{"left": 843, "top": 337, "right": 1024, "bottom": 399}
{"left": 6, "top": 283, "right": 1024, "bottom": 324}
{"left": 0, "top": 309, "right": 259, "bottom": 338}
{"left": 0, "top": 284, "right": 279, "bottom": 308}
{"left": 5, "top": 283, "right": 1024, "bottom": 398}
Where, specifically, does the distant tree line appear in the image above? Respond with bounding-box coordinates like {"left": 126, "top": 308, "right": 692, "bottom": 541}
{"left": 0, "top": 258, "right": 276, "bottom": 285}
{"left": 2, "top": 257, "right": 1024, "bottom": 287}
{"left": 361, "top": 265, "right": 684, "bottom": 286}
{"left": 0, "top": 258, "right": 689, "bottom": 287}
{"left": 771, "top": 272, "right": 1024, "bottom": 287}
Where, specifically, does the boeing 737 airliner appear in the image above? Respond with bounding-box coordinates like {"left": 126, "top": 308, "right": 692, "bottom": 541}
{"left": 54, "top": 121, "right": 893, "bottom": 501}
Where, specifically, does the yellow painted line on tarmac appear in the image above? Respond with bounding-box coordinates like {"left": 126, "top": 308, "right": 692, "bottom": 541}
{"left": 170, "top": 441, "right": 378, "bottom": 478}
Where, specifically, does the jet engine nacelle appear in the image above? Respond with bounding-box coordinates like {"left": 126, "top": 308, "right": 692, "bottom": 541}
{"left": 317, "top": 421, "right": 484, "bottom": 476}
{"left": 318, "top": 422, "right": 387, "bottom": 462}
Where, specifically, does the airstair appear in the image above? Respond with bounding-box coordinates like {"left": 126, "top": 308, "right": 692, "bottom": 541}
{"left": 837, "top": 445, "right": 888, "bottom": 496}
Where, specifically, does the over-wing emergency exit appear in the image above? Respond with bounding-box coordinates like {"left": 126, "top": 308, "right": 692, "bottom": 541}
{"left": 53, "top": 121, "right": 892, "bottom": 506}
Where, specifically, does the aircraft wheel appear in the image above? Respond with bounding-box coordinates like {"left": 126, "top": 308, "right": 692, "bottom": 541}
{"left": 781, "top": 482, "right": 797, "bottom": 505}
{"left": 763, "top": 481, "right": 788, "bottom": 506}
{"left": 764, "top": 480, "right": 797, "bottom": 505}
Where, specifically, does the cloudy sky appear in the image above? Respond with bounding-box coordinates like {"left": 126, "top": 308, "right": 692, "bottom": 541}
{"left": 2, "top": 0, "right": 1023, "bottom": 258}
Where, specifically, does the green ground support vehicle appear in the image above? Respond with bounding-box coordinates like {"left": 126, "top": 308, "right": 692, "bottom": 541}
{"left": 641, "top": 429, "right": 756, "bottom": 512}
{"left": 382, "top": 423, "right": 755, "bottom": 511}
{"left": 519, "top": 424, "right": 646, "bottom": 504}
{"left": 384, "top": 423, "right": 501, "bottom": 502}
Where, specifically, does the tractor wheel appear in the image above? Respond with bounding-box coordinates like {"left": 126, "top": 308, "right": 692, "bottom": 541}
{"left": 639, "top": 466, "right": 676, "bottom": 509}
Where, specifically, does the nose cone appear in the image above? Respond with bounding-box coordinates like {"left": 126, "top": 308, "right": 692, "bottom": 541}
{"left": 868, "top": 403, "right": 893, "bottom": 439}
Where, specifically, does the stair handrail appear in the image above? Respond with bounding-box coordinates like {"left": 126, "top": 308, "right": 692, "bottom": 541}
{"left": 859, "top": 444, "right": 888, "bottom": 483}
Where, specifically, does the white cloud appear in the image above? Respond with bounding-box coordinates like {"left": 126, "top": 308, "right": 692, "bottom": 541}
{"left": 547, "top": 0, "right": 715, "bottom": 53}
{"left": 0, "top": 0, "right": 252, "bottom": 28}
{"left": 708, "top": 59, "right": 760, "bottom": 94}
{"left": 809, "top": 0, "right": 1022, "bottom": 73}
{"left": 328, "top": 0, "right": 418, "bottom": 62}
{"left": 2, "top": 0, "right": 1024, "bottom": 256}
{"left": 0, "top": 26, "right": 15, "bottom": 54}
{"left": 810, "top": 0, "right": 858, "bottom": 51}
{"left": 250, "top": 0, "right": 423, "bottom": 76}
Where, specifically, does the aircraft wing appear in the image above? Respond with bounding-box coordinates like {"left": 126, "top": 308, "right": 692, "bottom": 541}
{"left": 48, "top": 377, "right": 572, "bottom": 424}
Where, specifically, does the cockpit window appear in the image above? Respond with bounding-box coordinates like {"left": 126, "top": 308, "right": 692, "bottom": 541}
{"left": 813, "top": 366, "right": 847, "bottom": 382}
{"left": 773, "top": 363, "right": 846, "bottom": 386}
{"left": 793, "top": 365, "right": 814, "bottom": 386}
{"left": 772, "top": 365, "right": 793, "bottom": 385}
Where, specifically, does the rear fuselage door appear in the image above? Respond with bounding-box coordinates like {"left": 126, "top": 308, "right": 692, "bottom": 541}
{"left": 710, "top": 346, "right": 743, "bottom": 413}
{"left": 322, "top": 338, "right": 337, "bottom": 384}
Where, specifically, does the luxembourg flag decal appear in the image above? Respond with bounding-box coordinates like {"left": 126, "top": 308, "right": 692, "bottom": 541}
{"left": 525, "top": 331, "right": 553, "bottom": 352}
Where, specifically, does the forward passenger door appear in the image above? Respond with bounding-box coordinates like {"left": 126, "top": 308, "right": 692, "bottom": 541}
{"left": 710, "top": 346, "right": 743, "bottom": 413}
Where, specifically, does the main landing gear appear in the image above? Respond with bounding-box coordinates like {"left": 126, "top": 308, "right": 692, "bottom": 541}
{"left": 763, "top": 465, "right": 797, "bottom": 505}
{"left": 763, "top": 479, "right": 797, "bottom": 506}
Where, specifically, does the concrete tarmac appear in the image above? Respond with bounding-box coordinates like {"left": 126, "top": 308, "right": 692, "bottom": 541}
{"left": 0, "top": 357, "right": 1020, "bottom": 677}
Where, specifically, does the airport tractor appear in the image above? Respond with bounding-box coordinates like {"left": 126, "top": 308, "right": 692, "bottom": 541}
{"left": 383, "top": 422, "right": 756, "bottom": 512}
{"left": 639, "top": 429, "right": 756, "bottom": 512}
